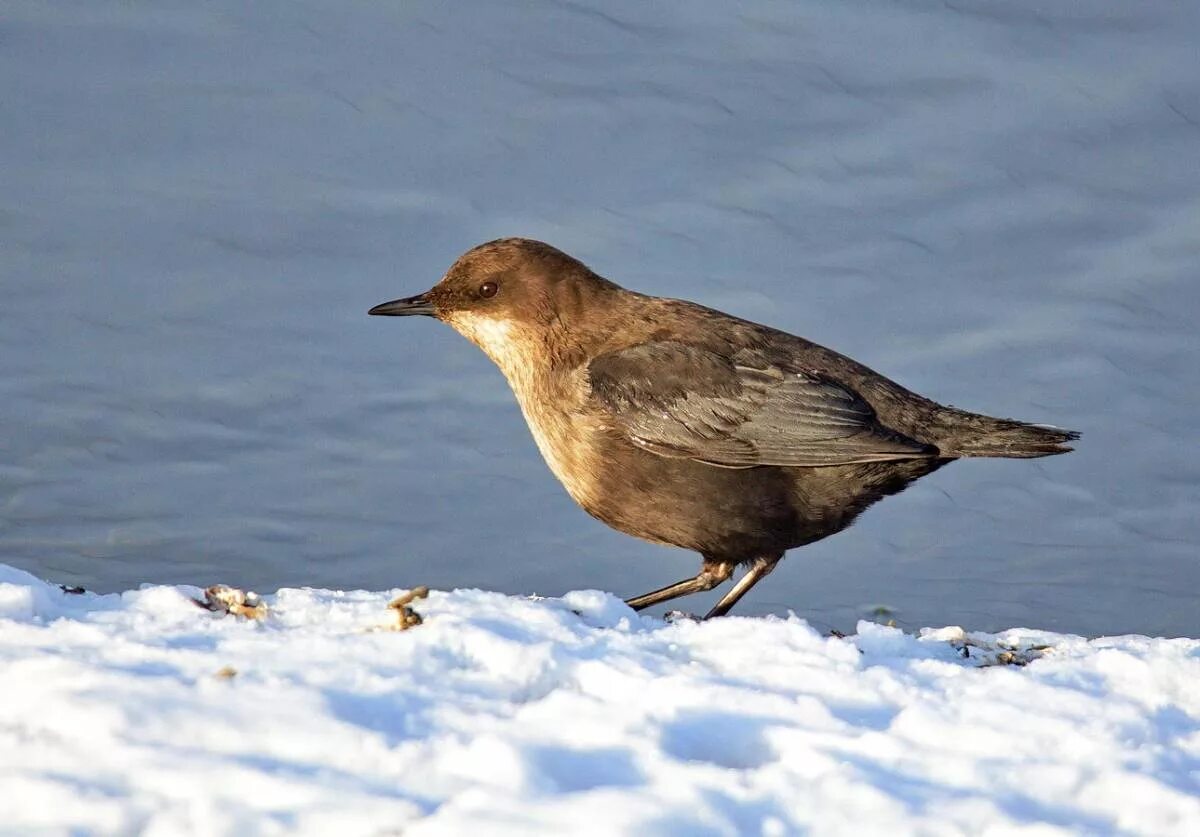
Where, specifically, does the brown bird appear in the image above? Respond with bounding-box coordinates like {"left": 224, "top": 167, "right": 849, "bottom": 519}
{"left": 370, "top": 238, "right": 1077, "bottom": 618}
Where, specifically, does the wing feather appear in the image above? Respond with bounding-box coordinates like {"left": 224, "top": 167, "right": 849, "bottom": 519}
{"left": 587, "top": 341, "right": 934, "bottom": 468}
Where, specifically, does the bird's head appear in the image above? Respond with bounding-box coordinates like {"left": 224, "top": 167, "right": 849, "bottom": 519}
{"left": 370, "top": 238, "right": 617, "bottom": 369}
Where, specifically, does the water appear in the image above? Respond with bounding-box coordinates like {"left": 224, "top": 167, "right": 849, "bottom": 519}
{"left": 3, "top": 1, "right": 1198, "bottom": 636}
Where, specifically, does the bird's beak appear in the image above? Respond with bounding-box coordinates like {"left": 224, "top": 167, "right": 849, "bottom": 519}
{"left": 368, "top": 293, "right": 437, "bottom": 317}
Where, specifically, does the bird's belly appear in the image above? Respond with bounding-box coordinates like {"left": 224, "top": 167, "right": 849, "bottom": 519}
{"left": 517, "top": 401, "right": 941, "bottom": 561}
{"left": 515, "top": 402, "right": 728, "bottom": 544}
{"left": 571, "top": 436, "right": 810, "bottom": 560}
{"left": 532, "top": 424, "right": 806, "bottom": 561}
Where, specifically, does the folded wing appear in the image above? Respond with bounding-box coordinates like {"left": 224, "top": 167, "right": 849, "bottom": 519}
{"left": 587, "top": 341, "right": 935, "bottom": 467}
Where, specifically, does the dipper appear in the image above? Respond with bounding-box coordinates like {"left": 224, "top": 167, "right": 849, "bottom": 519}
{"left": 370, "top": 238, "right": 1078, "bottom": 618}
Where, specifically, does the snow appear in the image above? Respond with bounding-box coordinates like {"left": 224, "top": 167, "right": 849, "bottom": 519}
{"left": 4, "top": 3, "right": 1197, "bottom": 830}
{"left": 3, "top": 563, "right": 1197, "bottom": 836}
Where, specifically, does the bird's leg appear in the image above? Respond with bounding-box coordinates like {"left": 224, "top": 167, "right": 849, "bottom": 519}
{"left": 624, "top": 559, "right": 735, "bottom": 611}
{"left": 703, "top": 553, "right": 783, "bottom": 619}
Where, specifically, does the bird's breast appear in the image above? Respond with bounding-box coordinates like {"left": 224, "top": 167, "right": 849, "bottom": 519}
{"left": 448, "top": 313, "right": 610, "bottom": 510}
{"left": 507, "top": 369, "right": 608, "bottom": 511}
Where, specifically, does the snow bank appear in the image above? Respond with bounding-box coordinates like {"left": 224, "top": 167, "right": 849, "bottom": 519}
{"left": 1, "top": 563, "right": 1197, "bottom": 836}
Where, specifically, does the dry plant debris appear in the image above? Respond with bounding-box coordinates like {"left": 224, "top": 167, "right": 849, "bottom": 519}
{"left": 193, "top": 585, "right": 268, "bottom": 620}
{"left": 384, "top": 586, "right": 429, "bottom": 631}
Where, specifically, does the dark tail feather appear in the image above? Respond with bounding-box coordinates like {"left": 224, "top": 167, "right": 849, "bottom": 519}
{"left": 938, "top": 414, "right": 1080, "bottom": 459}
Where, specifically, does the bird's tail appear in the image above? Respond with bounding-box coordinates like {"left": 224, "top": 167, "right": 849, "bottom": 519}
{"left": 934, "top": 411, "right": 1079, "bottom": 459}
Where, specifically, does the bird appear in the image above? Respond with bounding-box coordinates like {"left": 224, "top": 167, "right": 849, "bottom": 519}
{"left": 369, "top": 238, "right": 1078, "bottom": 618}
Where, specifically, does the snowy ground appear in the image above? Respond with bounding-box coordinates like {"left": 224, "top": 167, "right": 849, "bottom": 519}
{"left": 4, "top": 5, "right": 1197, "bottom": 831}
{"left": 3, "top": 564, "right": 1198, "bottom": 836}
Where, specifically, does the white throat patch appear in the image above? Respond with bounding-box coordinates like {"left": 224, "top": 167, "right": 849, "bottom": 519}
{"left": 450, "top": 314, "right": 513, "bottom": 353}
{"left": 445, "top": 313, "right": 528, "bottom": 377}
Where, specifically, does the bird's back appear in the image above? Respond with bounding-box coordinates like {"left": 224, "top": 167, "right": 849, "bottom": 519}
{"left": 595, "top": 294, "right": 1076, "bottom": 460}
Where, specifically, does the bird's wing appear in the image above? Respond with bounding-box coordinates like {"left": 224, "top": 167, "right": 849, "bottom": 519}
{"left": 586, "top": 341, "right": 935, "bottom": 467}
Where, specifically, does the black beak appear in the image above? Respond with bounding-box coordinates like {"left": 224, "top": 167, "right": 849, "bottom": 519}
{"left": 368, "top": 294, "right": 437, "bottom": 317}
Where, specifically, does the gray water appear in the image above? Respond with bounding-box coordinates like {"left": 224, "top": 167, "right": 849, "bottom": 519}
{"left": 3, "top": 1, "right": 1198, "bottom": 636}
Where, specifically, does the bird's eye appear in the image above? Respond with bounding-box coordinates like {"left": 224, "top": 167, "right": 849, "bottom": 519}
{"left": 479, "top": 281, "right": 499, "bottom": 299}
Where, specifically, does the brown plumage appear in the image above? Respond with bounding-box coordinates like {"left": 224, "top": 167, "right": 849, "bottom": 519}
{"left": 370, "top": 238, "right": 1078, "bottom": 617}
